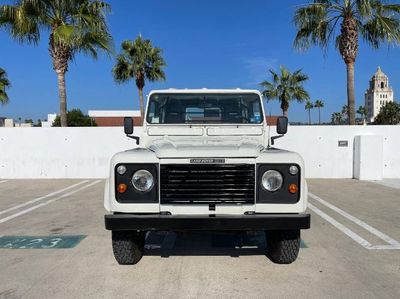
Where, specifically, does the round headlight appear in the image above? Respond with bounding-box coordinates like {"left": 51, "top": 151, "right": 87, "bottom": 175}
{"left": 289, "top": 165, "right": 299, "bottom": 175}
{"left": 117, "top": 165, "right": 127, "bottom": 175}
{"left": 132, "top": 169, "right": 154, "bottom": 192}
{"left": 262, "top": 170, "right": 283, "bottom": 192}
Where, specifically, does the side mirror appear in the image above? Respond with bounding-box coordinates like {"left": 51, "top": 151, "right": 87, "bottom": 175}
{"left": 276, "top": 116, "right": 288, "bottom": 135}
{"left": 124, "top": 117, "right": 140, "bottom": 145}
{"left": 124, "top": 117, "right": 133, "bottom": 135}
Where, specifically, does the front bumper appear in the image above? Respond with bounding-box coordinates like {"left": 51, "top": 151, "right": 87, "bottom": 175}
{"left": 105, "top": 213, "right": 310, "bottom": 231}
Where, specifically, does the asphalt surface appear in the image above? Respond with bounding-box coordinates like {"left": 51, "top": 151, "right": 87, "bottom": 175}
{"left": 0, "top": 178, "right": 399, "bottom": 299}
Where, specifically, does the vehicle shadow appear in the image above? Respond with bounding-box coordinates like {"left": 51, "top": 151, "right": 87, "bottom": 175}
{"left": 144, "top": 231, "right": 264, "bottom": 257}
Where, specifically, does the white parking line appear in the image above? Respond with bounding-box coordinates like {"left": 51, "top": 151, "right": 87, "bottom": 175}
{"left": 0, "top": 180, "right": 89, "bottom": 216}
{"left": 368, "top": 244, "right": 400, "bottom": 250}
{"left": 308, "top": 203, "right": 373, "bottom": 248}
{"left": 0, "top": 180, "right": 101, "bottom": 224}
{"left": 309, "top": 192, "right": 400, "bottom": 250}
{"left": 0, "top": 180, "right": 9, "bottom": 184}
{"left": 309, "top": 193, "right": 400, "bottom": 246}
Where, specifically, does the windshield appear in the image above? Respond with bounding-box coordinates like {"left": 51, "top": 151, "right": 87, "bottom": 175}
{"left": 146, "top": 93, "right": 263, "bottom": 124}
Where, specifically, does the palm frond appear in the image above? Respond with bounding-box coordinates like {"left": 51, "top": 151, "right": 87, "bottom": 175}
{"left": 1, "top": 0, "right": 113, "bottom": 58}
{"left": 294, "top": 0, "right": 400, "bottom": 53}
{"left": 112, "top": 36, "right": 166, "bottom": 86}
{"left": 0, "top": 3, "right": 40, "bottom": 43}
{"left": 260, "top": 66, "right": 309, "bottom": 112}
{"left": 293, "top": 2, "right": 333, "bottom": 51}
{"left": 361, "top": 2, "right": 400, "bottom": 47}
{"left": 0, "top": 67, "right": 10, "bottom": 104}
{"left": 112, "top": 55, "right": 133, "bottom": 83}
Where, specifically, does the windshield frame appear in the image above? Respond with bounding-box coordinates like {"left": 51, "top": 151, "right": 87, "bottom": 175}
{"left": 145, "top": 91, "right": 265, "bottom": 126}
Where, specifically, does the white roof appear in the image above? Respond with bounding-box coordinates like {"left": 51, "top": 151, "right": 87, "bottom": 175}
{"left": 88, "top": 110, "right": 141, "bottom": 117}
{"left": 148, "top": 88, "right": 262, "bottom": 96}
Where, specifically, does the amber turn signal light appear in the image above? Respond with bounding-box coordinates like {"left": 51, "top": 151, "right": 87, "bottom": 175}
{"left": 117, "top": 183, "right": 127, "bottom": 193}
{"left": 288, "top": 183, "right": 298, "bottom": 194}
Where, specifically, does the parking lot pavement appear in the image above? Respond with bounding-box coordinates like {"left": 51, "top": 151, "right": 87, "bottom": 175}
{"left": 0, "top": 179, "right": 399, "bottom": 299}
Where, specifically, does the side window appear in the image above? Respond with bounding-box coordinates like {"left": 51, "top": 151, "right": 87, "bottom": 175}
{"left": 251, "top": 101, "right": 262, "bottom": 123}
{"left": 147, "top": 101, "right": 160, "bottom": 124}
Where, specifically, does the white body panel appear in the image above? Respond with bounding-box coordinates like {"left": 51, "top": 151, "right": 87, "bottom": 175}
{"left": 104, "top": 89, "right": 308, "bottom": 215}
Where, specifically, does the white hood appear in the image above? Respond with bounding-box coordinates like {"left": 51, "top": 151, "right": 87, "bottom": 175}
{"left": 148, "top": 138, "right": 264, "bottom": 158}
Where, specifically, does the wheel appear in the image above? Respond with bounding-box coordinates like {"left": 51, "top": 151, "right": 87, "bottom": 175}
{"left": 112, "top": 230, "right": 145, "bottom": 265}
{"left": 265, "top": 230, "right": 300, "bottom": 264}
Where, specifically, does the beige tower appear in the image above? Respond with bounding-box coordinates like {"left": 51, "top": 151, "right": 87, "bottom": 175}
{"left": 365, "top": 67, "right": 394, "bottom": 122}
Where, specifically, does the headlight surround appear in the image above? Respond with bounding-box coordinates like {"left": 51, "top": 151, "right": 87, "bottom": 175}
{"left": 131, "top": 169, "right": 154, "bottom": 192}
{"left": 261, "top": 170, "right": 283, "bottom": 192}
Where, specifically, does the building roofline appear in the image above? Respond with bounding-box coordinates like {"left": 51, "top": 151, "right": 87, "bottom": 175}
{"left": 88, "top": 110, "right": 141, "bottom": 117}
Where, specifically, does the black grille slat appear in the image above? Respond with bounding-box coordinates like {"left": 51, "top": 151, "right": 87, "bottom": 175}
{"left": 162, "top": 184, "right": 254, "bottom": 188}
{"left": 162, "top": 179, "right": 254, "bottom": 183}
{"left": 160, "top": 164, "right": 255, "bottom": 204}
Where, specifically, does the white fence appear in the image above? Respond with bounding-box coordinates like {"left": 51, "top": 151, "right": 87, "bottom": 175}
{"left": 0, "top": 126, "right": 399, "bottom": 179}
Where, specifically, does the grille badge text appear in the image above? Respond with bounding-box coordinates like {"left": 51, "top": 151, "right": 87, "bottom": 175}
{"left": 190, "top": 158, "right": 225, "bottom": 164}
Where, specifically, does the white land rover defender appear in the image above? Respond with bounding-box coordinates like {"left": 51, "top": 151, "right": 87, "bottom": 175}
{"left": 104, "top": 89, "right": 310, "bottom": 265}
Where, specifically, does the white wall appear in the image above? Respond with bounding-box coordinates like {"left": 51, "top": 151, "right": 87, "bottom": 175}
{"left": 278, "top": 126, "right": 400, "bottom": 179}
{"left": 0, "top": 126, "right": 399, "bottom": 179}
{"left": 0, "top": 127, "right": 141, "bottom": 179}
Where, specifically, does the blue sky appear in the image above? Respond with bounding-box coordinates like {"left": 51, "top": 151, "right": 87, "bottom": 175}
{"left": 0, "top": 0, "right": 399, "bottom": 123}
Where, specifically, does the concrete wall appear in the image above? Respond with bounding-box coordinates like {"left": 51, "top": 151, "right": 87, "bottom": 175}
{"left": 0, "top": 126, "right": 399, "bottom": 179}
{"left": 279, "top": 126, "right": 400, "bottom": 179}
{"left": 0, "top": 127, "right": 139, "bottom": 179}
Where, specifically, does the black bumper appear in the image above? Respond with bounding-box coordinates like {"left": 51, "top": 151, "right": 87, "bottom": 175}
{"left": 105, "top": 213, "right": 310, "bottom": 231}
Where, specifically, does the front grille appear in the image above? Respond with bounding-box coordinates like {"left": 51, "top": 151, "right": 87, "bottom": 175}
{"left": 160, "top": 164, "right": 255, "bottom": 204}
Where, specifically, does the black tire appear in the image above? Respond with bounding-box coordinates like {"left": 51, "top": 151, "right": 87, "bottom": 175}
{"left": 265, "top": 230, "right": 300, "bottom": 264}
{"left": 112, "top": 231, "right": 145, "bottom": 265}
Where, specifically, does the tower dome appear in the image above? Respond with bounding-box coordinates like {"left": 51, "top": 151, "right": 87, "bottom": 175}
{"left": 372, "top": 66, "right": 387, "bottom": 81}
{"left": 369, "top": 66, "right": 389, "bottom": 90}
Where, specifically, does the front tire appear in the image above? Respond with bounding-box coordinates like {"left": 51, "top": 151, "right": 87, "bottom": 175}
{"left": 265, "top": 230, "right": 300, "bottom": 264}
{"left": 112, "top": 231, "right": 145, "bottom": 265}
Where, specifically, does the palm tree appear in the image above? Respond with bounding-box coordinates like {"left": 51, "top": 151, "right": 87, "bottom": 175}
{"left": 314, "top": 99, "right": 324, "bottom": 124}
{"left": 0, "top": 67, "right": 10, "bottom": 105}
{"left": 112, "top": 36, "right": 166, "bottom": 119}
{"left": 305, "top": 101, "right": 314, "bottom": 125}
{"left": 331, "top": 112, "right": 343, "bottom": 125}
{"left": 331, "top": 113, "right": 336, "bottom": 124}
{"left": 260, "top": 66, "right": 310, "bottom": 117}
{"left": 294, "top": 0, "right": 400, "bottom": 125}
{"left": 357, "top": 105, "right": 368, "bottom": 124}
{"left": 341, "top": 105, "right": 349, "bottom": 122}
{"left": 0, "top": 0, "right": 113, "bottom": 127}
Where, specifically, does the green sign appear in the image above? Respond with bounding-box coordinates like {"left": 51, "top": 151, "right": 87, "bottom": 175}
{"left": 0, "top": 235, "right": 86, "bottom": 249}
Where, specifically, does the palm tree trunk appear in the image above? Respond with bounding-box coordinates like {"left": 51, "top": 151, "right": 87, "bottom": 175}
{"left": 281, "top": 99, "right": 289, "bottom": 117}
{"left": 308, "top": 109, "right": 311, "bottom": 125}
{"left": 339, "top": 16, "right": 358, "bottom": 125}
{"left": 49, "top": 31, "right": 71, "bottom": 127}
{"left": 318, "top": 108, "right": 321, "bottom": 124}
{"left": 346, "top": 62, "right": 356, "bottom": 125}
{"left": 135, "top": 74, "right": 145, "bottom": 122}
{"left": 138, "top": 87, "right": 144, "bottom": 121}
{"left": 57, "top": 72, "right": 68, "bottom": 127}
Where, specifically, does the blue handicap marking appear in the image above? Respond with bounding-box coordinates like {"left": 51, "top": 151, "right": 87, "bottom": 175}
{"left": 0, "top": 235, "right": 86, "bottom": 249}
{"left": 300, "top": 240, "right": 308, "bottom": 248}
